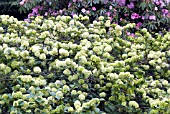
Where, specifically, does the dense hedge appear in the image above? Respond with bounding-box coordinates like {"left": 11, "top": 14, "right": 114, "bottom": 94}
{"left": 0, "top": 15, "right": 170, "bottom": 114}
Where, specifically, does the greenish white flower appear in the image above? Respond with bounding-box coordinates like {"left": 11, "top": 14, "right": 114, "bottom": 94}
{"left": 56, "top": 91, "right": 63, "bottom": 99}
{"left": 21, "top": 40, "right": 29, "bottom": 47}
{"left": 74, "top": 100, "right": 81, "bottom": 109}
{"left": 76, "top": 107, "right": 83, "bottom": 113}
{"left": 99, "top": 92, "right": 106, "bottom": 98}
{"left": 78, "top": 94, "right": 85, "bottom": 101}
{"left": 12, "top": 91, "right": 23, "bottom": 98}
{"left": 0, "top": 27, "right": 4, "bottom": 32}
{"left": 39, "top": 53, "right": 46, "bottom": 60}
{"left": 2, "top": 94, "right": 8, "bottom": 99}
{"left": 98, "top": 16, "right": 104, "bottom": 21}
{"left": 149, "top": 60, "right": 156, "bottom": 66}
{"left": 68, "top": 107, "right": 74, "bottom": 113}
{"left": 31, "top": 45, "right": 40, "bottom": 52}
{"left": 71, "top": 90, "right": 77, "bottom": 95}
{"left": 63, "top": 85, "right": 70, "bottom": 92}
{"left": 63, "top": 69, "right": 71, "bottom": 75}
{"left": 167, "top": 88, "right": 170, "bottom": 94}
{"left": 104, "top": 45, "right": 112, "bottom": 52}
{"left": 129, "top": 101, "right": 139, "bottom": 108}
{"left": 105, "top": 20, "right": 111, "bottom": 27}
{"left": 59, "top": 48, "right": 69, "bottom": 56}
{"left": 13, "top": 101, "right": 19, "bottom": 107}
{"left": 81, "top": 32, "right": 89, "bottom": 38}
{"left": 33, "top": 78, "right": 46, "bottom": 86}
{"left": 162, "top": 80, "right": 168, "bottom": 86}
{"left": 33, "top": 66, "right": 41, "bottom": 73}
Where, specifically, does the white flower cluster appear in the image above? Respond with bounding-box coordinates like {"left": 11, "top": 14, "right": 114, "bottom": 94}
{"left": 0, "top": 15, "right": 170, "bottom": 113}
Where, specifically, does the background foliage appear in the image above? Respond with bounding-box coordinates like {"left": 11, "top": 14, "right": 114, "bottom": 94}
{"left": 18, "top": 0, "right": 170, "bottom": 32}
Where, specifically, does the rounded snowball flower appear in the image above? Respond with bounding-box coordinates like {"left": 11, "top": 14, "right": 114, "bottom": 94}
{"left": 129, "top": 101, "right": 139, "bottom": 108}
{"left": 74, "top": 100, "right": 81, "bottom": 109}
{"left": 78, "top": 94, "right": 85, "bottom": 101}
{"left": 33, "top": 66, "right": 41, "bottom": 73}
{"left": 99, "top": 92, "right": 106, "bottom": 98}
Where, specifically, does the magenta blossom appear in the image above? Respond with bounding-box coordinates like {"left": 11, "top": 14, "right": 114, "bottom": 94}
{"left": 131, "top": 13, "right": 140, "bottom": 20}
{"left": 28, "top": 13, "right": 34, "bottom": 18}
{"left": 162, "top": 9, "right": 169, "bottom": 14}
{"left": 32, "top": 8, "right": 38, "bottom": 14}
{"left": 106, "top": 12, "right": 111, "bottom": 16}
{"left": 149, "top": 15, "right": 156, "bottom": 20}
{"left": 73, "top": 0, "right": 76, "bottom": 2}
{"left": 68, "top": 3, "right": 72, "bottom": 7}
{"left": 127, "top": 2, "right": 134, "bottom": 9}
{"left": 92, "top": 7, "right": 96, "bottom": 11}
{"left": 116, "top": 0, "right": 126, "bottom": 6}
{"left": 136, "top": 22, "right": 142, "bottom": 29}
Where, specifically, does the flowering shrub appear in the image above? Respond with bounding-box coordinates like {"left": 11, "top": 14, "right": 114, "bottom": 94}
{"left": 0, "top": 15, "right": 170, "bottom": 113}
{"left": 19, "top": 0, "right": 170, "bottom": 32}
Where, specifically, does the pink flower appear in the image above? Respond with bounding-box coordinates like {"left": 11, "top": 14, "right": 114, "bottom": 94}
{"left": 81, "top": 8, "right": 86, "bottom": 13}
{"left": 28, "top": 13, "right": 34, "bottom": 18}
{"left": 38, "top": 6, "right": 43, "bottom": 10}
{"left": 45, "top": 12, "right": 48, "bottom": 16}
{"left": 24, "top": 19, "right": 30, "bottom": 22}
{"left": 73, "top": 0, "right": 76, "bottom": 2}
{"left": 20, "top": 1, "right": 24, "bottom": 6}
{"left": 124, "top": 14, "right": 128, "bottom": 17}
{"left": 116, "top": 0, "right": 125, "bottom": 6}
{"left": 86, "top": 10, "right": 90, "bottom": 14}
{"left": 103, "top": 0, "right": 108, "bottom": 4}
{"left": 68, "top": 3, "right": 72, "bottom": 7}
{"left": 127, "top": 2, "right": 134, "bottom": 9}
{"left": 71, "top": 13, "right": 76, "bottom": 17}
{"left": 109, "top": 16, "right": 113, "bottom": 21}
{"left": 106, "top": 12, "right": 111, "bottom": 16}
{"left": 155, "top": 1, "right": 160, "bottom": 5}
{"left": 92, "top": 7, "right": 96, "bottom": 11}
{"left": 126, "top": 31, "right": 130, "bottom": 36}
{"left": 167, "top": 13, "right": 170, "bottom": 17}
{"left": 142, "top": 16, "right": 145, "bottom": 20}
{"left": 131, "top": 13, "right": 140, "bottom": 20}
{"left": 136, "top": 22, "right": 142, "bottom": 29}
{"left": 48, "top": 8, "right": 52, "bottom": 13}
{"left": 109, "top": 6, "right": 113, "bottom": 10}
{"left": 149, "top": 15, "right": 156, "bottom": 20}
{"left": 162, "top": 9, "right": 169, "bottom": 14}
{"left": 59, "top": 10, "right": 63, "bottom": 14}
{"left": 32, "top": 8, "right": 38, "bottom": 14}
